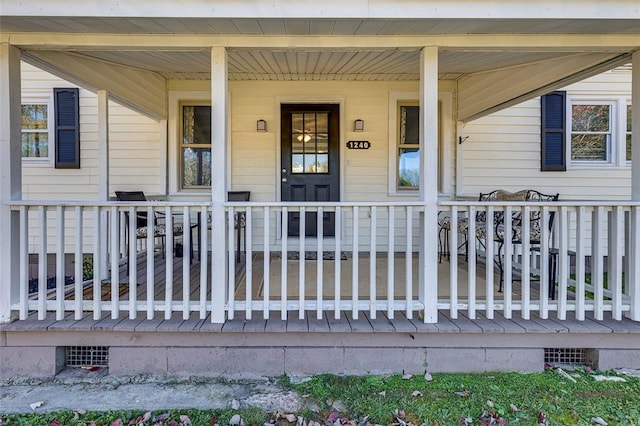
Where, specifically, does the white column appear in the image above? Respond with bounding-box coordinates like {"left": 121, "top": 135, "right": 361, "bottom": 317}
{"left": 97, "top": 90, "right": 110, "bottom": 280}
{"left": 419, "top": 46, "right": 439, "bottom": 323}
{"left": 0, "top": 43, "right": 22, "bottom": 323}
{"left": 211, "top": 46, "right": 229, "bottom": 323}
{"left": 629, "top": 51, "right": 640, "bottom": 320}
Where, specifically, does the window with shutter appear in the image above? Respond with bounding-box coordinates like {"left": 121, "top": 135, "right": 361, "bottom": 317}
{"left": 54, "top": 88, "right": 80, "bottom": 169}
{"left": 540, "top": 91, "right": 566, "bottom": 171}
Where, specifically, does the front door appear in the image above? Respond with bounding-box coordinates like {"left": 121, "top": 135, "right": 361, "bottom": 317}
{"left": 281, "top": 104, "right": 340, "bottom": 237}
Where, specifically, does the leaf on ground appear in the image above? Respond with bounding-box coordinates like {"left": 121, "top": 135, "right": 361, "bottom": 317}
{"left": 424, "top": 372, "right": 433, "bottom": 382}
{"left": 47, "top": 422, "right": 63, "bottom": 426}
{"left": 510, "top": 403, "right": 519, "bottom": 412}
{"left": 229, "top": 414, "right": 242, "bottom": 425}
{"left": 402, "top": 373, "right": 413, "bottom": 380}
{"left": 487, "top": 400, "right": 494, "bottom": 407}
{"left": 454, "top": 391, "right": 469, "bottom": 398}
{"left": 180, "top": 415, "right": 192, "bottom": 424}
{"left": 411, "top": 390, "right": 423, "bottom": 397}
{"left": 593, "top": 375, "right": 626, "bottom": 382}
{"left": 110, "top": 420, "right": 123, "bottom": 426}
{"left": 29, "top": 401, "right": 44, "bottom": 411}
{"left": 378, "top": 390, "right": 386, "bottom": 397}
{"left": 154, "top": 413, "right": 171, "bottom": 423}
{"left": 328, "top": 412, "right": 340, "bottom": 422}
{"left": 232, "top": 399, "right": 241, "bottom": 410}
{"left": 555, "top": 368, "right": 577, "bottom": 383}
{"left": 142, "top": 412, "right": 152, "bottom": 422}
{"left": 591, "top": 417, "right": 608, "bottom": 425}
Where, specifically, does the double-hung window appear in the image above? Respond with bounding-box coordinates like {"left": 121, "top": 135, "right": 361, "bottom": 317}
{"left": 570, "top": 101, "right": 614, "bottom": 163}
{"left": 181, "top": 104, "right": 211, "bottom": 188}
{"left": 21, "top": 99, "right": 52, "bottom": 161}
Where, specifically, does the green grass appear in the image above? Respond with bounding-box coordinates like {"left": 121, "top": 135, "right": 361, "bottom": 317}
{"left": 2, "top": 370, "right": 640, "bottom": 425}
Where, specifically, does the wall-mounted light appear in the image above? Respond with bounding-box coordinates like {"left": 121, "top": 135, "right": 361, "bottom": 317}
{"left": 257, "top": 119, "right": 267, "bottom": 132}
{"left": 353, "top": 119, "right": 364, "bottom": 132}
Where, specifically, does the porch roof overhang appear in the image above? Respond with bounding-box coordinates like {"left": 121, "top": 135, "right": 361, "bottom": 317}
{"left": 2, "top": 0, "right": 639, "bottom": 122}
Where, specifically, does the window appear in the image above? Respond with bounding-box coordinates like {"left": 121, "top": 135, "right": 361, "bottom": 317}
{"left": 181, "top": 104, "right": 211, "bottom": 188}
{"left": 21, "top": 102, "right": 50, "bottom": 159}
{"left": 627, "top": 104, "right": 632, "bottom": 162}
{"left": 397, "top": 103, "right": 420, "bottom": 189}
{"left": 570, "top": 102, "right": 613, "bottom": 163}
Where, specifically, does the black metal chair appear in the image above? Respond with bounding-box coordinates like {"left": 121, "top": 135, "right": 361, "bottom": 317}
{"left": 115, "top": 191, "right": 192, "bottom": 273}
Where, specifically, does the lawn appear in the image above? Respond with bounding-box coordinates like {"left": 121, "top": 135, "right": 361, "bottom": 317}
{"left": 1, "top": 369, "right": 639, "bottom": 425}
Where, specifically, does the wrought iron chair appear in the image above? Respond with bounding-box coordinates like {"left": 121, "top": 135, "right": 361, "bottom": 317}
{"left": 115, "top": 191, "right": 191, "bottom": 273}
{"left": 204, "top": 191, "right": 250, "bottom": 263}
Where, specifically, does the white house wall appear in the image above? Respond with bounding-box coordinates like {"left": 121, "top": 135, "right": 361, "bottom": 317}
{"left": 460, "top": 67, "right": 632, "bottom": 200}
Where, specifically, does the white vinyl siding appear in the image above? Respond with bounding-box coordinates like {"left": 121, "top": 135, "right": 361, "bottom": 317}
{"left": 461, "top": 67, "right": 632, "bottom": 200}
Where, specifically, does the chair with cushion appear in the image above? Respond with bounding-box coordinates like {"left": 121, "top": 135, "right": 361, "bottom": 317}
{"left": 115, "top": 191, "right": 190, "bottom": 273}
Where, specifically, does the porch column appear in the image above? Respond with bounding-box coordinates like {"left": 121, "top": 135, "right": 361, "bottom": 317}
{"left": 0, "top": 43, "right": 22, "bottom": 323}
{"left": 210, "top": 46, "right": 229, "bottom": 323}
{"left": 419, "top": 46, "right": 439, "bottom": 323}
{"left": 97, "top": 89, "right": 110, "bottom": 280}
{"left": 630, "top": 51, "right": 640, "bottom": 320}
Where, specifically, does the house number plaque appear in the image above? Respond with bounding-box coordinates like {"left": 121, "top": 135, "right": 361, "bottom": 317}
{"left": 346, "top": 140, "right": 371, "bottom": 150}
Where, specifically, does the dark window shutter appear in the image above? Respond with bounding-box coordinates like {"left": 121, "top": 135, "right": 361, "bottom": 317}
{"left": 540, "top": 91, "right": 566, "bottom": 171}
{"left": 54, "top": 88, "right": 80, "bottom": 169}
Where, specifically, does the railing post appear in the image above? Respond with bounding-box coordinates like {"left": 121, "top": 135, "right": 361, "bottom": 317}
{"left": 629, "top": 206, "right": 640, "bottom": 321}
{"left": 0, "top": 43, "right": 22, "bottom": 323}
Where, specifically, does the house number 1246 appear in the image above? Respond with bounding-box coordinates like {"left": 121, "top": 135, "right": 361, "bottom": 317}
{"left": 346, "top": 141, "right": 371, "bottom": 149}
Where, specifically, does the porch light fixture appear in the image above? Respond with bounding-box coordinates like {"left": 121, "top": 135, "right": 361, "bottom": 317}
{"left": 256, "top": 119, "right": 267, "bottom": 132}
{"left": 353, "top": 119, "right": 364, "bottom": 132}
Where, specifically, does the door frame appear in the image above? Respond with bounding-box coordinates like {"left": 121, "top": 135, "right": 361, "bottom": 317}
{"left": 275, "top": 96, "right": 345, "bottom": 241}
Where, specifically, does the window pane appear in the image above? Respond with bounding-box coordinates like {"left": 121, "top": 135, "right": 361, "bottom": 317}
{"left": 627, "top": 135, "right": 632, "bottom": 162}
{"left": 182, "top": 148, "right": 211, "bottom": 186}
{"left": 21, "top": 105, "right": 48, "bottom": 130}
{"left": 183, "top": 106, "right": 211, "bottom": 144}
{"left": 627, "top": 105, "right": 632, "bottom": 162}
{"left": 292, "top": 154, "right": 304, "bottom": 173}
{"left": 21, "top": 133, "right": 49, "bottom": 158}
{"left": 571, "top": 134, "right": 607, "bottom": 161}
{"left": 572, "top": 105, "right": 610, "bottom": 132}
{"left": 627, "top": 105, "right": 632, "bottom": 132}
{"left": 398, "top": 148, "right": 420, "bottom": 187}
{"left": 400, "top": 106, "right": 419, "bottom": 145}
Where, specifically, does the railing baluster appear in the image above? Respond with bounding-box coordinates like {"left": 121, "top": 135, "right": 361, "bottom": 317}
{"left": 299, "top": 206, "right": 306, "bottom": 319}
{"left": 37, "top": 206, "right": 47, "bottom": 320}
{"left": 592, "top": 206, "right": 605, "bottom": 320}
{"left": 263, "top": 206, "right": 270, "bottom": 319}
{"left": 145, "top": 205, "right": 154, "bottom": 320}
{"left": 369, "top": 206, "right": 377, "bottom": 319}
{"left": 521, "top": 206, "right": 531, "bottom": 320}
{"left": 19, "top": 206, "right": 29, "bottom": 320}
{"left": 127, "top": 206, "right": 137, "bottom": 319}
{"left": 503, "top": 206, "right": 513, "bottom": 319}
{"left": 610, "top": 206, "right": 624, "bottom": 320}
{"left": 200, "top": 205, "right": 209, "bottom": 319}
{"left": 182, "top": 205, "right": 191, "bottom": 320}
{"left": 316, "top": 206, "right": 324, "bottom": 320}
{"left": 164, "top": 205, "right": 174, "bottom": 320}
{"left": 92, "top": 206, "right": 102, "bottom": 320}
{"left": 575, "top": 206, "right": 587, "bottom": 321}
{"left": 405, "top": 206, "right": 412, "bottom": 319}
{"left": 630, "top": 206, "right": 640, "bottom": 321}
{"left": 334, "top": 206, "right": 342, "bottom": 319}
{"left": 245, "top": 206, "right": 253, "bottom": 320}
{"left": 227, "top": 206, "right": 236, "bottom": 320}
{"left": 449, "top": 206, "right": 458, "bottom": 319}
{"left": 484, "top": 205, "right": 494, "bottom": 319}
{"left": 281, "top": 207, "right": 288, "bottom": 320}
{"left": 110, "top": 206, "right": 119, "bottom": 319}
{"left": 557, "top": 206, "right": 569, "bottom": 320}
{"left": 55, "top": 206, "right": 65, "bottom": 320}
{"left": 352, "top": 206, "right": 359, "bottom": 319}
{"left": 74, "top": 206, "right": 83, "bottom": 320}
{"left": 387, "top": 206, "right": 395, "bottom": 319}
{"left": 467, "top": 206, "right": 476, "bottom": 319}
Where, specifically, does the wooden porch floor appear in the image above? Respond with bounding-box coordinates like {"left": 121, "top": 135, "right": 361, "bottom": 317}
{"left": 5, "top": 252, "right": 639, "bottom": 335}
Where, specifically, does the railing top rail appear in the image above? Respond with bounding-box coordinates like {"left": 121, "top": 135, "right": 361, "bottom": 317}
{"left": 222, "top": 201, "right": 427, "bottom": 208}
{"left": 8, "top": 200, "right": 212, "bottom": 207}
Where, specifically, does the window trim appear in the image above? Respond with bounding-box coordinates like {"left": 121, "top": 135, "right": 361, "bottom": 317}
{"left": 21, "top": 96, "right": 54, "bottom": 165}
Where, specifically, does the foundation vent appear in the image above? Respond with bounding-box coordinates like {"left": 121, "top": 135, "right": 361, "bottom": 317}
{"left": 544, "top": 348, "right": 587, "bottom": 365}
{"left": 66, "top": 346, "right": 109, "bottom": 367}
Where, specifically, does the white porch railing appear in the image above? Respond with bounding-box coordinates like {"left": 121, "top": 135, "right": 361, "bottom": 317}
{"left": 6, "top": 199, "right": 640, "bottom": 323}
{"left": 439, "top": 200, "right": 640, "bottom": 322}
